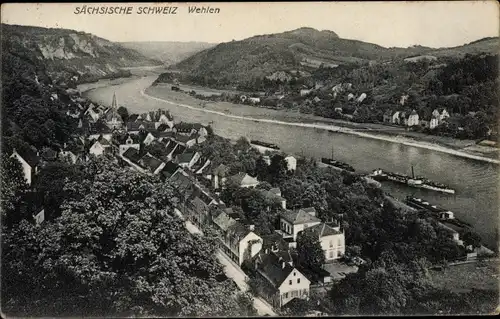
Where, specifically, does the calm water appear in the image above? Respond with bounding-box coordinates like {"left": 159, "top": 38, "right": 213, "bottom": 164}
{"left": 82, "top": 76, "right": 499, "bottom": 250}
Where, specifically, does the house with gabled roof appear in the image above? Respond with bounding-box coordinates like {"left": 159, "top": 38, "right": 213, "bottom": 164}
{"left": 227, "top": 172, "right": 260, "bottom": 188}
{"left": 405, "top": 109, "right": 420, "bottom": 127}
{"left": 251, "top": 250, "right": 311, "bottom": 308}
{"left": 211, "top": 163, "right": 230, "bottom": 189}
{"left": 174, "top": 151, "right": 201, "bottom": 170}
{"left": 160, "top": 161, "right": 181, "bottom": 180}
{"left": 305, "top": 222, "right": 345, "bottom": 261}
{"left": 120, "top": 148, "right": 146, "bottom": 173}
{"left": 138, "top": 153, "right": 166, "bottom": 175}
{"left": 10, "top": 148, "right": 40, "bottom": 186}
{"left": 89, "top": 136, "right": 114, "bottom": 157}
{"left": 59, "top": 141, "right": 85, "bottom": 164}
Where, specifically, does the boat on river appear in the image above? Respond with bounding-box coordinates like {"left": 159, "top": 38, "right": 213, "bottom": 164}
{"left": 405, "top": 196, "right": 471, "bottom": 228}
{"left": 370, "top": 166, "right": 455, "bottom": 194}
{"left": 250, "top": 140, "right": 280, "bottom": 151}
{"left": 321, "top": 147, "right": 355, "bottom": 172}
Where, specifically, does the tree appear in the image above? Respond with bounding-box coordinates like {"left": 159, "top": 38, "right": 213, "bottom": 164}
{"left": 254, "top": 156, "right": 269, "bottom": 181}
{"left": 1, "top": 158, "right": 247, "bottom": 317}
{"left": 268, "top": 154, "right": 289, "bottom": 185}
{"left": 0, "top": 155, "right": 28, "bottom": 226}
{"left": 462, "top": 230, "right": 482, "bottom": 248}
{"left": 117, "top": 106, "right": 129, "bottom": 123}
{"left": 296, "top": 230, "right": 325, "bottom": 272}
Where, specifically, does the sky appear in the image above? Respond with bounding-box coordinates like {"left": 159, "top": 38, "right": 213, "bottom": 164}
{"left": 1, "top": 1, "right": 499, "bottom": 48}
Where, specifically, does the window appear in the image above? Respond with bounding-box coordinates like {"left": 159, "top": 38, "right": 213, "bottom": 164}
{"left": 329, "top": 250, "right": 334, "bottom": 259}
{"left": 293, "top": 272, "right": 296, "bottom": 276}
{"left": 297, "top": 278, "right": 300, "bottom": 284}
{"left": 329, "top": 240, "right": 333, "bottom": 248}
{"left": 284, "top": 292, "right": 288, "bottom": 299}
{"left": 289, "top": 280, "right": 292, "bottom": 285}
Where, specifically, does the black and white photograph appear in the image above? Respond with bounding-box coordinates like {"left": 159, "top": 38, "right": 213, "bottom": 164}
{"left": 1, "top": 1, "right": 499, "bottom": 317}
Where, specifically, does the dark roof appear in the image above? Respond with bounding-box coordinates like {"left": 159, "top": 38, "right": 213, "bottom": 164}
{"left": 40, "top": 148, "right": 58, "bottom": 161}
{"left": 126, "top": 121, "right": 155, "bottom": 131}
{"left": 306, "top": 223, "right": 342, "bottom": 238}
{"left": 172, "top": 144, "right": 186, "bottom": 157}
{"left": 261, "top": 233, "right": 288, "bottom": 251}
{"left": 176, "top": 152, "right": 195, "bottom": 164}
{"left": 114, "top": 133, "right": 140, "bottom": 145}
{"left": 13, "top": 148, "right": 40, "bottom": 167}
{"left": 174, "top": 134, "right": 197, "bottom": 144}
{"left": 175, "top": 122, "right": 204, "bottom": 131}
{"left": 156, "top": 123, "right": 170, "bottom": 132}
{"left": 169, "top": 169, "right": 196, "bottom": 193}
{"left": 254, "top": 251, "right": 296, "bottom": 289}
{"left": 139, "top": 153, "right": 164, "bottom": 172}
{"left": 161, "top": 161, "right": 181, "bottom": 178}
{"left": 164, "top": 140, "right": 179, "bottom": 155}
{"left": 213, "top": 163, "right": 229, "bottom": 176}
{"left": 190, "top": 196, "right": 207, "bottom": 213}
{"left": 122, "top": 147, "right": 141, "bottom": 163}
{"left": 191, "top": 157, "right": 208, "bottom": 173}
{"left": 281, "top": 209, "right": 321, "bottom": 225}
{"left": 213, "top": 211, "right": 237, "bottom": 231}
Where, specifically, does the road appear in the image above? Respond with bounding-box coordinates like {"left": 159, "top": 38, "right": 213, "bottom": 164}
{"left": 174, "top": 209, "right": 278, "bottom": 316}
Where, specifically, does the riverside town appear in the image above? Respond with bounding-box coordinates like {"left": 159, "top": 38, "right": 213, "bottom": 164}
{"left": 1, "top": 2, "right": 499, "bottom": 318}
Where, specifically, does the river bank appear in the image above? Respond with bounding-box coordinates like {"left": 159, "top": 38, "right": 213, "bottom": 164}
{"left": 145, "top": 84, "right": 499, "bottom": 165}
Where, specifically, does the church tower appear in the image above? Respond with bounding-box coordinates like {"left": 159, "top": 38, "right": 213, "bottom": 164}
{"left": 106, "top": 92, "right": 123, "bottom": 130}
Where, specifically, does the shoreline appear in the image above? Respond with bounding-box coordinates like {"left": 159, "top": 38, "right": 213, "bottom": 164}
{"left": 140, "top": 88, "right": 500, "bottom": 165}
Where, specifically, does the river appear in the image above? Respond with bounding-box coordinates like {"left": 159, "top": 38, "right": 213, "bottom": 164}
{"left": 81, "top": 75, "right": 499, "bottom": 250}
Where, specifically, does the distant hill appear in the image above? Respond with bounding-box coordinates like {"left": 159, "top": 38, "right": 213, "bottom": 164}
{"left": 1, "top": 24, "right": 162, "bottom": 85}
{"left": 120, "top": 41, "right": 216, "bottom": 66}
{"left": 172, "top": 27, "right": 498, "bottom": 86}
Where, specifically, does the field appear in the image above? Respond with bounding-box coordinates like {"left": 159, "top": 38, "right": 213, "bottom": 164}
{"left": 430, "top": 260, "right": 499, "bottom": 293}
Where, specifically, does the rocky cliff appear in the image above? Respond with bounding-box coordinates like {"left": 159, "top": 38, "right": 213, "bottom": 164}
{"left": 2, "top": 24, "right": 162, "bottom": 86}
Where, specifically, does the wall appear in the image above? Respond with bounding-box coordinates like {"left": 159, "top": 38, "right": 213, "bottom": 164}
{"left": 11, "top": 152, "right": 32, "bottom": 185}
{"left": 278, "top": 269, "right": 310, "bottom": 307}
{"left": 238, "top": 232, "right": 263, "bottom": 265}
{"left": 320, "top": 233, "right": 345, "bottom": 261}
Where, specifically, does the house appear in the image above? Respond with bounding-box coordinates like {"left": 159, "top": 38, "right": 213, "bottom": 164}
{"left": 240, "top": 95, "right": 248, "bottom": 103}
{"left": 212, "top": 164, "right": 230, "bottom": 189}
{"left": 304, "top": 222, "right": 345, "bottom": 261}
{"left": 141, "top": 132, "right": 156, "bottom": 146}
{"left": 334, "top": 107, "right": 343, "bottom": 114}
{"left": 84, "top": 103, "right": 100, "bottom": 122}
{"left": 160, "top": 161, "right": 181, "bottom": 180}
{"left": 313, "top": 96, "right": 321, "bottom": 103}
{"left": 347, "top": 93, "right": 355, "bottom": 101}
{"left": 263, "top": 187, "right": 287, "bottom": 210}
{"left": 213, "top": 211, "right": 263, "bottom": 265}
{"left": 439, "top": 109, "right": 450, "bottom": 121}
{"left": 10, "top": 148, "right": 40, "bottom": 186}
{"left": 356, "top": 93, "right": 367, "bottom": 103}
{"left": 228, "top": 172, "right": 260, "bottom": 188}
{"left": 138, "top": 153, "right": 166, "bottom": 175}
{"left": 40, "top": 148, "right": 58, "bottom": 163}
{"left": 383, "top": 110, "right": 393, "bottom": 123}
{"left": 248, "top": 97, "right": 261, "bottom": 104}
{"left": 126, "top": 121, "right": 155, "bottom": 134}
{"left": 59, "top": 142, "right": 85, "bottom": 164}
{"left": 34, "top": 208, "right": 45, "bottom": 225}
{"left": 173, "top": 122, "right": 207, "bottom": 137}
{"left": 400, "top": 94, "right": 409, "bottom": 106}
{"left": 89, "top": 136, "right": 113, "bottom": 157}
{"left": 405, "top": 109, "right": 419, "bottom": 127}
{"left": 391, "top": 111, "right": 401, "bottom": 124}
{"left": 116, "top": 134, "right": 141, "bottom": 155}
{"left": 438, "top": 221, "right": 464, "bottom": 246}
{"left": 276, "top": 208, "right": 322, "bottom": 243}
{"left": 120, "top": 148, "right": 146, "bottom": 173}
{"left": 175, "top": 151, "right": 201, "bottom": 169}
{"left": 189, "top": 156, "right": 211, "bottom": 175}
{"left": 430, "top": 115, "right": 440, "bottom": 129}
{"left": 300, "top": 89, "right": 312, "bottom": 97}
{"left": 285, "top": 156, "right": 297, "bottom": 171}
{"left": 251, "top": 250, "right": 311, "bottom": 308}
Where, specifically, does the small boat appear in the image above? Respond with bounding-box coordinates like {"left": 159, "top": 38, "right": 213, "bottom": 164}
{"left": 250, "top": 140, "right": 280, "bottom": 151}
{"left": 321, "top": 147, "right": 355, "bottom": 172}
{"left": 405, "top": 196, "right": 471, "bottom": 228}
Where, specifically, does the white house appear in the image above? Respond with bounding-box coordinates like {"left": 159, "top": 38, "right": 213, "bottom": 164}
{"left": 305, "top": 222, "right": 345, "bottom": 261}
{"left": 391, "top": 111, "right": 401, "bottom": 124}
{"left": 228, "top": 172, "right": 260, "bottom": 188}
{"left": 213, "top": 211, "right": 263, "bottom": 265}
{"left": 10, "top": 148, "right": 40, "bottom": 186}
{"left": 248, "top": 97, "right": 261, "bottom": 104}
{"left": 142, "top": 132, "right": 156, "bottom": 146}
{"left": 429, "top": 115, "right": 440, "bottom": 129}
{"left": 347, "top": 93, "right": 355, "bottom": 101}
{"left": 285, "top": 156, "right": 297, "bottom": 171}
{"left": 300, "top": 89, "right": 312, "bottom": 97}
{"left": 356, "top": 93, "right": 367, "bottom": 103}
{"left": 440, "top": 109, "right": 450, "bottom": 121}
{"left": 406, "top": 110, "right": 420, "bottom": 127}
{"left": 252, "top": 250, "right": 311, "bottom": 308}
{"left": 277, "top": 209, "right": 322, "bottom": 242}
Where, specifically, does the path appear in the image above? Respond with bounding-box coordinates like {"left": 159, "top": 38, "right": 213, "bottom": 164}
{"left": 174, "top": 209, "right": 277, "bottom": 316}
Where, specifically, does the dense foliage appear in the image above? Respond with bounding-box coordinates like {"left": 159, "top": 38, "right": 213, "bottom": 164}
{"left": 1, "top": 158, "right": 253, "bottom": 317}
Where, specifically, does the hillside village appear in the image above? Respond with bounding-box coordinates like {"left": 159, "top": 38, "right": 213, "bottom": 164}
{"left": 9, "top": 89, "right": 494, "bottom": 315}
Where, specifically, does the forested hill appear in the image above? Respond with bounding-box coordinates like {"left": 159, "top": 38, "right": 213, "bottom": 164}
{"left": 172, "top": 27, "right": 498, "bottom": 87}
{"left": 1, "top": 24, "right": 162, "bottom": 85}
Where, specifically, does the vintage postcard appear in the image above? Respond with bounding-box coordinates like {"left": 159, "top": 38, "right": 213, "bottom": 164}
{"left": 1, "top": 1, "right": 499, "bottom": 317}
